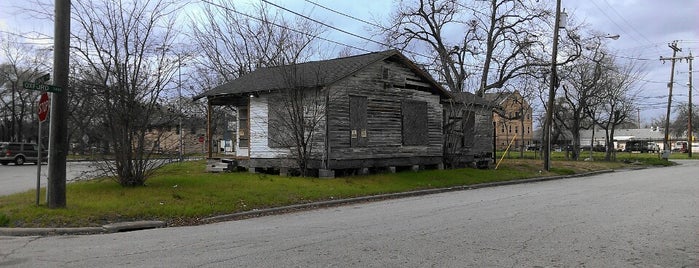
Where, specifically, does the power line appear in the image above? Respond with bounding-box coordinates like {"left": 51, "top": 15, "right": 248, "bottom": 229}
{"left": 260, "top": 0, "right": 484, "bottom": 69}
{"left": 199, "top": 0, "right": 372, "bottom": 53}
{"left": 303, "top": 0, "right": 388, "bottom": 31}
{"left": 200, "top": 0, "right": 487, "bottom": 75}
{"left": 599, "top": 0, "right": 657, "bottom": 50}
{"left": 0, "top": 30, "right": 53, "bottom": 40}
{"left": 261, "top": 0, "right": 388, "bottom": 49}
{"left": 578, "top": 54, "right": 666, "bottom": 84}
{"left": 590, "top": 0, "right": 662, "bottom": 56}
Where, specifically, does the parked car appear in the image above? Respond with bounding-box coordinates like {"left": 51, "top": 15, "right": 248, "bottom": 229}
{"left": 0, "top": 142, "right": 48, "bottom": 165}
{"left": 646, "top": 142, "right": 660, "bottom": 153}
{"left": 674, "top": 141, "right": 688, "bottom": 153}
{"left": 624, "top": 141, "right": 658, "bottom": 153}
{"left": 526, "top": 144, "right": 540, "bottom": 151}
{"left": 580, "top": 144, "right": 606, "bottom": 152}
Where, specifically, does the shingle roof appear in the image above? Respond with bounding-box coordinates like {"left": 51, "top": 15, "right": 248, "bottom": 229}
{"left": 579, "top": 128, "right": 667, "bottom": 141}
{"left": 193, "top": 49, "right": 450, "bottom": 101}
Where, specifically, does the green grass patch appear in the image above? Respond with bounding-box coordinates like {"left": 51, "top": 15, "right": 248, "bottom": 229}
{"left": 0, "top": 158, "right": 664, "bottom": 228}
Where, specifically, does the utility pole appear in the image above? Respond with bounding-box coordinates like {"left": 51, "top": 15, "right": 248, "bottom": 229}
{"left": 688, "top": 52, "right": 694, "bottom": 157}
{"left": 178, "top": 57, "right": 184, "bottom": 162}
{"left": 543, "top": 0, "right": 564, "bottom": 171}
{"left": 637, "top": 108, "right": 641, "bottom": 128}
{"left": 48, "top": 0, "right": 70, "bottom": 208}
{"left": 660, "top": 41, "right": 682, "bottom": 159}
{"left": 660, "top": 41, "right": 693, "bottom": 158}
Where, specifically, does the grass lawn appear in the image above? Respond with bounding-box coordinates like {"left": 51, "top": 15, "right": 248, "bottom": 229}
{"left": 0, "top": 154, "right": 674, "bottom": 228}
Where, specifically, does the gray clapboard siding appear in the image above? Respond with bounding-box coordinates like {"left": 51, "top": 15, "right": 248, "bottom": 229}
{"left": 326, "top": 60, "right": 443, "bottom": 163}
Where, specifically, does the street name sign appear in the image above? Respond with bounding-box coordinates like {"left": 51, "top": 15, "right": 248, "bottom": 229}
{"left": 23, "top": 81, "right": 62, "bottom": 93}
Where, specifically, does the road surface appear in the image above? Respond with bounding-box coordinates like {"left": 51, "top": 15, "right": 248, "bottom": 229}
{"left": 0, "top": 161, "right": 99, "bottom": 196}
{"left": 1, "top": 161, "right": 697, "bottom": 267}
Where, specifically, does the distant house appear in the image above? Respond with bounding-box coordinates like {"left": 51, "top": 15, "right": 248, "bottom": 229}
{"left": 579, "top": 127, "right": 667, "bottom": 151}
{"left": 485, "top": 91, "right": 533, "bottom": 150}
{"left": 194, "top": 50, "right": 453, "bottom": 177}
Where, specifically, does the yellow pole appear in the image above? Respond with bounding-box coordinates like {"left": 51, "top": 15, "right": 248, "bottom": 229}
{"left": 495, "top": 135, "right": 517, "bottom": 170}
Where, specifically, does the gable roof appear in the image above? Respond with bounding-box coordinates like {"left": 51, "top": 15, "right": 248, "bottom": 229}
{"left": 193, "top": 49, "right": 450, "bottom": 101}
{"left": 448, "top": 92, "right": 493, "bottom": 107}
{"left": 483, "top": 91, "right": 523, "bottom": 106}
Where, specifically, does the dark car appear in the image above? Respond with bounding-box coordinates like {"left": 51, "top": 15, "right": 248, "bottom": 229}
{"left": 526, "top": 144, "right": 540, "bottom": 151}
{"left": 581, "top": 144, "right": 606, "bottom": 152}
{"left": 624, "top": 141, "right": 657, "bottom": 153}
{"left": 0, "top": 142, "right": 48, "bottom": 165}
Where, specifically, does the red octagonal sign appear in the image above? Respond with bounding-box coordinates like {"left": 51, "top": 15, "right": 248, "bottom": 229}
{"left": 38, "top": 93, "right": 50, "bottom": 122}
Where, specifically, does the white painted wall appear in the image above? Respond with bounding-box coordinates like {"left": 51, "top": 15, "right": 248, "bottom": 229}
{"left": 249, "top": 94, "right": 291, "bottom": 159}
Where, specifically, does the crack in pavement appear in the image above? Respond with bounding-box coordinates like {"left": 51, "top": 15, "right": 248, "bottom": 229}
{"left": 0, "top": 236, "right": 40, "bottom": 265}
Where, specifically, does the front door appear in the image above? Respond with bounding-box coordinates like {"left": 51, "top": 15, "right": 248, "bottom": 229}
{"left": 237, "top": 105, "right": 250, "bottom": 158}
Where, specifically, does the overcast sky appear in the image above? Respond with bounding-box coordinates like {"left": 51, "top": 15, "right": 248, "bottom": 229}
{"left": 1, "top": 0, "right": 697, "bottom": 125}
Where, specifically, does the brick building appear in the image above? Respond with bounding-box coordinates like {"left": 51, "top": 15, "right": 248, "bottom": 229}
{"left": 485, "top": 91, "right": 533, "bottom": 150}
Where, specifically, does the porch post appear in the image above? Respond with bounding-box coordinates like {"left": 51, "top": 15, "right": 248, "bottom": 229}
{"left": 207, "top": 99, "right": 213, "bottom": 159}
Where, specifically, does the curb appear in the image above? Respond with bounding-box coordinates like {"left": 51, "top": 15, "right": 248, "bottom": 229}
{"left": 1, "top": 170, "right": 615, "bottom": 237}
{"left": 0, "top": 220, "right": 166, "bottom": 237}
{"left": 200, "top": 169, "right": 615, "bottom": 223}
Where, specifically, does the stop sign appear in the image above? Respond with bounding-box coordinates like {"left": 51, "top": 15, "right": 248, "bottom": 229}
{"left": 198, "top": 136, "right": 205, "bottom": 143}
{"left": 38, "top": 93, "right": 50, "bottom": 122}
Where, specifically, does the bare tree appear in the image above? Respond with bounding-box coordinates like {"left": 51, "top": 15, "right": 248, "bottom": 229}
{"left": 383, "top": 0, "right": 575, "bottom": 96}
{"left": 588, "top": 58, "right": 643, "bottom": 161}
{"left": 555, "top": 39, "right": 612, "bottom": 160}
{"left": 69, "top": 0, "right": 185, "bottom": 186}
{"left": 383, "top": 0, "right": 478, "bottom": 93}
{"left": 670, "top": 104, "right": 699, "bottom": 138}
{"left": 190, "top": 0, "right": 322, "bottom": 84}
{"left": 267, "top": 67, "right": 329, "bottom": 176}
{"left": 0, "top": 32, "right": 51, "bottom": 142}
{"left": 190, "top": 0, "right": 326, "bottom": 170}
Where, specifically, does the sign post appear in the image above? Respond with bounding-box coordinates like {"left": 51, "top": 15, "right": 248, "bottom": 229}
{"left": 36, "top": 92, "right": 49, "bottom": 206}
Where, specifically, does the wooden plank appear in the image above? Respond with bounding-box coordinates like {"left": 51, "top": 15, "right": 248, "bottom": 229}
{"left": 349, "top": 96, "right": 368, "bottom": 147}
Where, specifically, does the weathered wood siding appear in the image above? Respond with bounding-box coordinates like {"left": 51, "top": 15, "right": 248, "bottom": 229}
{"left": 326, "top": 59, "right": 443, "bottom": 165}
{"left": 444, "top": 101, "right": 493, "bottom": 165}
{"left": 248, "top": 92, "right": 327, "bottom": 161}
{"left": 473, "top": 108, "right": 493, "bottom": 155}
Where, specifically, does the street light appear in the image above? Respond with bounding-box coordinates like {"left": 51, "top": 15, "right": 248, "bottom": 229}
{"left": 156, "top": 45, "right": 187, "bottom": 162}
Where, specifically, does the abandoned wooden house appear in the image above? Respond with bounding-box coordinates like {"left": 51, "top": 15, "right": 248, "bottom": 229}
{"left": 443, "top": 92, "right": 495, "bottom": 168}
{"left": 194, "top": 49, "right": 492, "bottom": 177}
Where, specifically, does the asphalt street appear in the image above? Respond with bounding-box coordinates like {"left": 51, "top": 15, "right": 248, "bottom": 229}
{"left": 0, "top": 161, "right": 101, "bottom": 196}
{"left": 1, "top": 161, "right": 698, "bottom": 267}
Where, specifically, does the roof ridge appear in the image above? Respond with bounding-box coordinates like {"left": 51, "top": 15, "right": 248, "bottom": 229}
{"left": 258, "top": 49, "right": 398, "bottom": 71}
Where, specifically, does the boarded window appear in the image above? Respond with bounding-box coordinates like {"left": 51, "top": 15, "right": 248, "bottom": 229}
{"left": 402, "top": 100, "right": 428, "bottom": 146}
{"left": 268, "top": 101, "right": 287, "bottom": 148}
{"left": 350, "top": 96, "right": 368, "bottom": 147}
{"left": 462, "top": 111, "right": 475, "bottom": 148}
